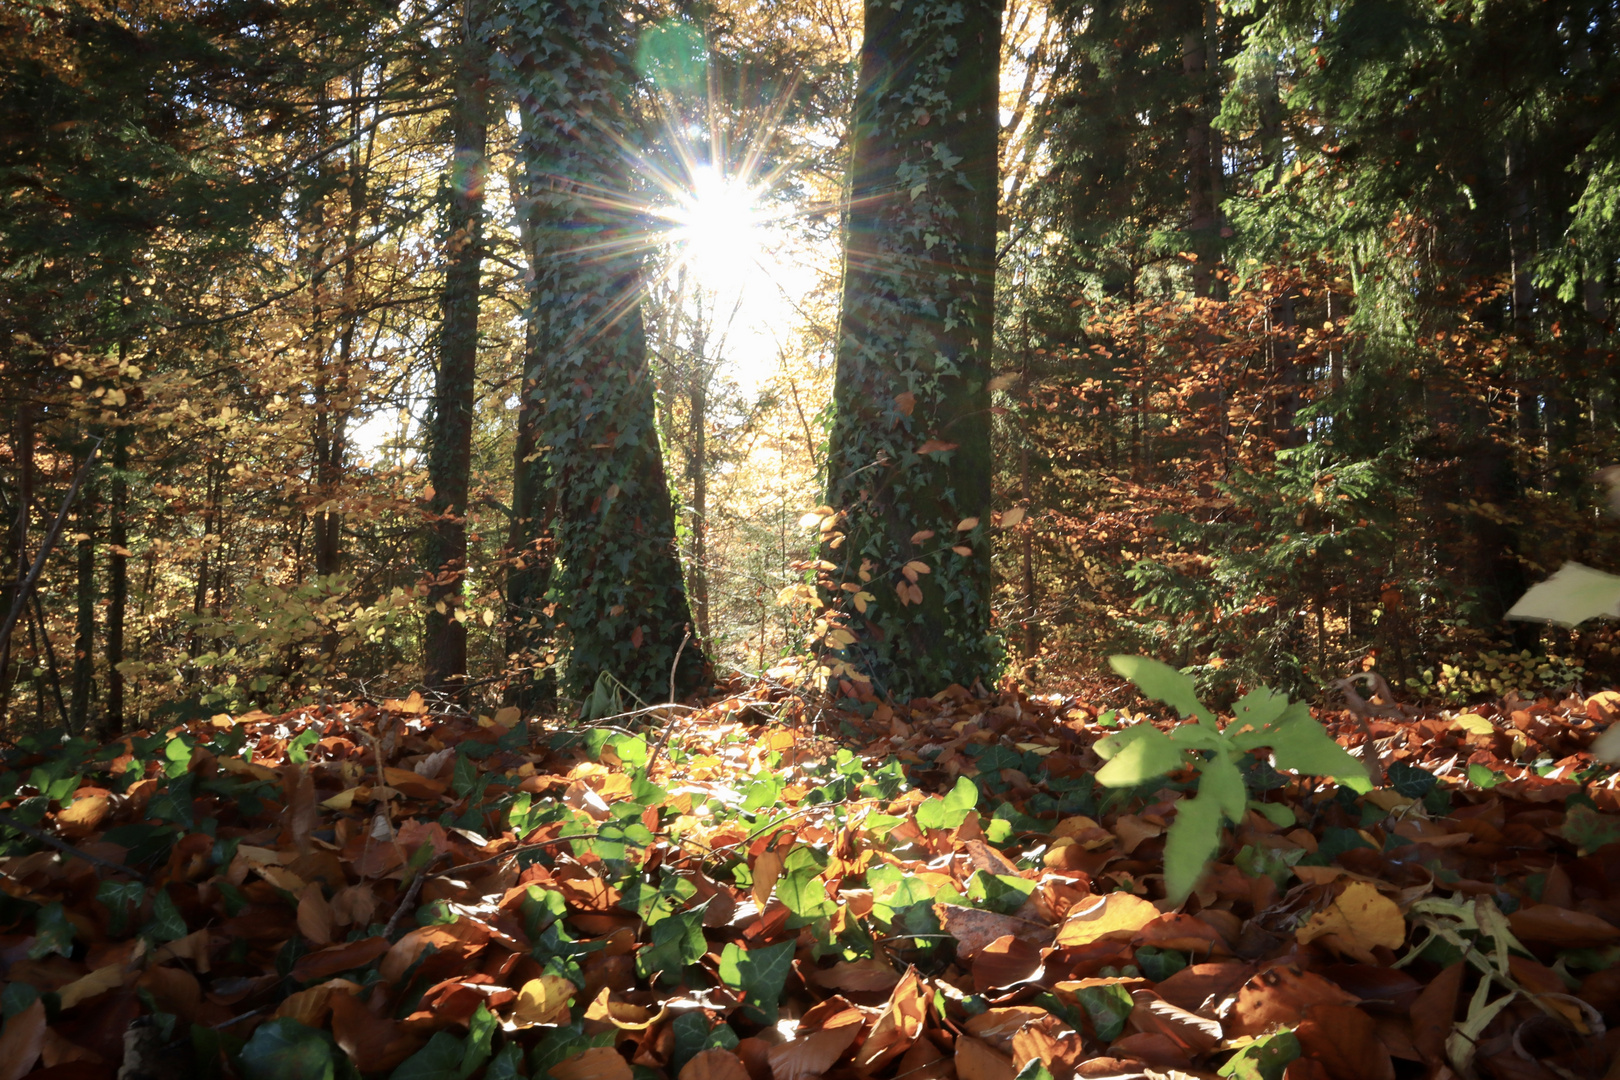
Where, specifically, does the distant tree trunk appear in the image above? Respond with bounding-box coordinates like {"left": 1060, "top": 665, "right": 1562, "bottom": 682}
{"left": 688, "top": 355, "right": 711, "bottom": 649}
{"left": 71, "top": 471, "right": 96, "bottom": 734}
{"left": 103, "top": 423, "right": 130, "bottom": 738}
{"left": 0, "top": 400, "right": 34, "bottom": 718}
{"left": 1183, "top": 0, "right": 1220, "bottom": 299}
{"left": 312, "top": 415, "right": 344, "bottom": 579}
{"left": 501, "top": 0, "right": 703, "bottom": 704}
{"left": 823, "top": 0, "right": 1003, "bottom": 700}
{"left": 424, "top": 0, "right": 489, "bottom": 700}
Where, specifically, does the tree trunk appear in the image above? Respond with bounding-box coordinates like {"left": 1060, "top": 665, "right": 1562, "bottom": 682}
{"left": 1183, "top": 0, "right": 1219, "bottom": 299}
{"left": 504, "top": 149, "right": 557, "bottom": 709}
{"left": 424, "top": 0, "right": 489, "bottom": 700}
{"left": 822, "top": 0, "right": 1003, "bottom": 700}
{"left": 71, "top": 471, "right": 96, "bottom": 735}
{"left": 689, "top": 355, "right": 710, "bottom": 649}
{"left": 103, "top": 423, "right": 130, "bottom": 738}
{"left": 0, "top": 400, "right": 34, "bottom": 720}
{"left": 501, "top": 0, "right": 703, "bottom": 704}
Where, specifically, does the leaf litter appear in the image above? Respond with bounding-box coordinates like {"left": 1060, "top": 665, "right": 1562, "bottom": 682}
{"left": 5, "top": 678, "right": 1620, "bottom": 1079}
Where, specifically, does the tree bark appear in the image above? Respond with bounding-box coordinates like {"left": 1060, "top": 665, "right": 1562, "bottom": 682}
{"left": 822, "top": 0, "right": 1003, "bottom": 699}
{"left": 424, "top": 0, "right": 490, "bottom": 699}
{"left": 500, "top": 0, "right": 703, "bottom": 704}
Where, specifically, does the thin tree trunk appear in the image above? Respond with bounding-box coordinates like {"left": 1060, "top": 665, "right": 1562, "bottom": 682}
{"left": 70, "top": 472, "right": 97, "bottom": 734}
{"left": 103, "top": 423, "right": 130, "bottom": 738}
{"left": 689, "top": 356, "right": 710, "bottom": 649}
{"left": 1183, "top": 0, "right": 1218, "bottom": 299}
{"left": 424, "top": 0, "right": 490, "bottom": 699}
{"left": 0, "top": 401, "right": 34, "bottom": 720}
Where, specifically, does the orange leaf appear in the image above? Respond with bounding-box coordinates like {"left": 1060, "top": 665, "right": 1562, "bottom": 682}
{"left": 766, "top": 997, "right": 863, "bottom": 1080}
{"left": 297, "top": 883, "right": 335, "bottom": 946}
{"left": 1053, "top": 891, "right": 1160, "bottom": 947}
{"left": 1509, "top": 903, "right": 1620, "bottom": 947}
{"left": 894, "top": 392, "right": 916, "bottom": 416}
{"left": 853, "top": 967, "right": 927, "bottom": 1070}
{"left": 679, "top": 1049, "right": 750, "bottom": 1080}
{"left": 917, "top": 439, "right": 958, "bottom": 455}
{"left": 0, "top": 1000, "right": 45, "bottom": 1080}
{"left": 751, "top": 851, "right": 782, "bottom": 909}
{"left": 954, "top": 1035, "right": 1015, "bottom": 1080}
{"left": 549, "top": 1046, "right": 633, "bottom": 1080}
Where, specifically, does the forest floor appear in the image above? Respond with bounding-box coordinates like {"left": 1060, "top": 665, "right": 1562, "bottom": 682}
{"left": 3, "top": 675, "right": 1620, "bottom": 1080}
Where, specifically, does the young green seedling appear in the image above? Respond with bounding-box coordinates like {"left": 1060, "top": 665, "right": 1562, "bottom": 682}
{"left": 1095, "top": 656, "right": 1373, "bottom": 903}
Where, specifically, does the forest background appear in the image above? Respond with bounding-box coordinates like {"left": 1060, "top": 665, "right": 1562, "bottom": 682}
{"left": 2, "top": 0, "right": 1619, "bottom": 739}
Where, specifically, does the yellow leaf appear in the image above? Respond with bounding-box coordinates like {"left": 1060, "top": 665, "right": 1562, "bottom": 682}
{"left": 1295, "top": 880, "right": 1406, "bottom": 962}
{"left": 1053, "top": 891, "right": 1161, "bottom": 947}
{"left": 56, "top": 963, "right": 127, "bottom": 1009}
{"left": 956, "top": 517, "right": 980, "bottom": 531}
{"left": 987, "top": 374, "right": 1019, "bottom": 393}
{"left": 513, "top": 974, "right": 576, "bottom": 1028}
{"left": 999, "top": 507, "right": 1027, "bottom": 528}
{"left": 904, "top": 560, "right": 931, "bottom": 575}
{"left": 910, "top": 529, "right": 936, "bottom": 544}
{"left": 1451, "top": 713, "right": 1494, "bottom": 734}
{"left": 952, "top": 545, "right": 973, "bottom": 556}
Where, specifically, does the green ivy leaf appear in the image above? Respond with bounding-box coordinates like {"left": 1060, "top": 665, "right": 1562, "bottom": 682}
{"left": 670, "top": 1012, "right": 738, "bottom": 1075}
{"left": 718, "top": 940, "right": 796, "bottom": 1025}
{"left": 239, "top": 1018, "right": 335, "bottom": 1080}
{"left": 1219, "top": 1029, "right": 1301, "bottom": 1080}
{"left": 391, "top": 1032, "right": 466, "bottom": 1080}
{"left": 30, "top": 902, "right": 75, "bottom": 959}
{"left": 1076, "top": 982, "right": 1135, "bottom": 1041}
{"left": 635, "top": 906, "right": 707, "bottom": 983}
{"left": 1387, "top": 761, "right": 1437, "bottom": 798}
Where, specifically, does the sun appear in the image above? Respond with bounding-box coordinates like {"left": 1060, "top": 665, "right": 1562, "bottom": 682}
{"left": 669, "top": 165, "right": 764, "bottom": 299}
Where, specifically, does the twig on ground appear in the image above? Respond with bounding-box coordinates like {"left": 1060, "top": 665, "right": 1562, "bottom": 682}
{"left": 383, "top": 858, "right": 436, "bottom": 938}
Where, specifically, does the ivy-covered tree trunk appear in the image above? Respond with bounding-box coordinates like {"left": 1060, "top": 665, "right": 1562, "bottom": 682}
{"left": 497, "top": 0, "right": 703, "bottom": 704}
{"left": 822, "top": 0, "right": 1004, "bottom": 700}
{"left": 424, "top": 0, "right": 490, "bottom": 699}
{"left": 504, "top": 144, "right": 556, "bottom": 709}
